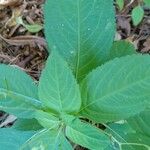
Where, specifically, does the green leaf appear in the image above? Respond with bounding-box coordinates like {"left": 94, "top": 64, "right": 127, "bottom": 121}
{"left": 44, "top": 0, "right": 116, "bottom": 81}
{"left": 106, "top": 40, "right": 137, "bottom": 62}
{"left": 106, "top": 123, "right": 150, "bottom": 150}
{"left": 13, "top": 118, "right": 43, "bottom": 131}
{"left": 66, "top": 118, "right": 110, "bottom": 150}
{"left": 131, "top": 5, "right": 144, "bottom": 26}
{"left": 127, "top": 109, "right": 150, "bottom": 137}
{"left": 0, "top": 65, "right": 41, "bottom": 118}
{"left": 80, "top": 55, "right": 150, "bottom": 123}
{"left": 104, "top": 145, "right": 119, "bottom": 150}
{"left": 0, "top": 128, "right": 35, "bottom": 150}
{"left": 38, "top": 51, "right": 81, "bottom": 115}
{"left": 16, "top": 17, "right": 43, "bottom": 33}
{"left": 116, "top": 0, "right": 124, "bottom": 10}
{"left": 35, "top": 110, "right": 60, "bottom": 129}
{"left": 120, "top": 133, "right": 150, "bottom": 150}
{"left": 144, "top": 0, "right": 150, "bottom": 7}
{"left": 24, "top": 24, "right": 43, "bottom": 33}
{"left": 20, "top": 129, "right": 73, "bottom": 150}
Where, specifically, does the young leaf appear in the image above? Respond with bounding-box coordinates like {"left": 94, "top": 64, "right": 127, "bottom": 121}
{"left": 144, "top": 0, "right": 150, "bottom": 7}
{"left": 0, "top": 65, "right": 41, "bottom": 118}
{"left": 38, "top": 51, "right": 81, "bottom": 115}
{"left": 106, "top": 123, "right": 150, "bottom": 150}
{"left": 106, "top": 40, "right": 137, "bottom": 62}
{"left": 35, "top": 110, "right": 60, "bottom": 129}
{"left": 0, "top": 128, "right": 35, "bottom": 150}
{"left": 13, "top": 118, "right": 43, "bottom": 131}
{"left": 23, "top": 24, "right": 43, "bottom": 33}
{"left": 16, "top": 17, "right": 43, "bottom": 33}
{"left": 131, "top": 5, "right": 144, "bottom": 26}
{"left": 116, "top": 0, "right": 124, "bottom": 11}
{"left": 66, "top": 118, "right": 110, "bottom": 150}
{"left": 20, "top": 129, "right": 73, "bottom": 150}
{"left": 127, "top": 109, "right": 150, "bottom": 137}
{"left": 44, "top": 0, "right": 116, "bottom": 81}
{"left": 80, "top": 55, "right": 150, "bottom": 123}
{"left": 120, "top": 133, "right": 150, "bottom": 150}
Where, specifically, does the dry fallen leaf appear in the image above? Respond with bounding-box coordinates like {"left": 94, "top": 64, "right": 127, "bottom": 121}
{"left": 0, "top": 34, "right": 46, "bottom": 47}
{"left": 117, "top": 16, "right": 131, "bottom": 36}
{"left": 6, "top": 7, "right": 23, "bottom": 27}
{"left": 0, "top": 0, "right": 22, "bottom": 7}
{"left": 0, "top": 115, "right": 17, "bottom": 127}
{"left": 142, "top": 38, "right": 150, "bottom": 52}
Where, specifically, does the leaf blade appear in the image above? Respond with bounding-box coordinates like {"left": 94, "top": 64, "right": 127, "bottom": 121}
{"left": 127, "top": 109, "right": 150, "bottom": 137}
{"left": 131, "top": 5, "right": 144, "bottom": 26}
{"left": 80, "top": 55, "right": 150, "bottom": 122}
{"left": 38, "top": 51, "right": 81, "bottom": 115}
{"left": 144, "top": 0, "right": 150, "bottom": 7}
{"left": 66, "top": 118, "right": 110, "bottom": 150}
{"left": 106, "top": 123, "right": 150, "bottom": 150}
{"left": 44, "top": 0, "right": 116, "bottom": 81}
{"left": 35, "top": 110, "right": 60, "bottom": 129}
{"left": 106, "top": 40, "right": 137, "bottom": 62}
{"left": 0, "top": 128, "right": 35, "bottom": 150}
{"left": 12, "top": 118, "right": 43, "bottom": 131}
{"left": 116, "top": 0, "right": 124, "bottom": 11}
{"left": 0, "top": 65, "right": 40, "bottom": 118}
{"left": 20, "top": 129, "right": 73, "bottom": 150}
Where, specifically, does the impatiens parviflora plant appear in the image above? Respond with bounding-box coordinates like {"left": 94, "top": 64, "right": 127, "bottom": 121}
{"left": 0, "top": 0, "right": 150, "bottom": 150}
{"left": 0, "top": 51, "right": 150, "bottom": 150}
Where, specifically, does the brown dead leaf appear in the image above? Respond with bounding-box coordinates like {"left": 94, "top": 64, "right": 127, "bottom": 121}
{"left": 6, "top": 6, "right": 23, "bottom": 27}
{"left": 0, "top": 34, "right": 46, "bottom": 47}
{"left": 117, "top": 16, "right": 131, "bottom": 37}
{"left": 0, "top": 0, "right": 22, "bottom": 7}
{"left": 0, "top": 115, "right": 16, "bottom": 127}
{"left": 142, "top": 38, "right": 150, "bottom": 52}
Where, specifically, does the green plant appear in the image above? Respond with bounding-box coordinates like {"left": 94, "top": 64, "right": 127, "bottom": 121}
{"left": 116, "top": 0, "right": 124, "bottom": 11}
{"left": 131, "top": 5, "right": 144, "bottom": 26}
{"left": 16, "top": 16, "right": 43, "bottom": 33}
{"left": 0, "top": 0, "right": 150, "bottom": 150}
{"left": 116, "top": 0, "right": 150, "bottom": 26}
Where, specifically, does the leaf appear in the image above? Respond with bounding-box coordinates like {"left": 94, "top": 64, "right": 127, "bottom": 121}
{"left": 38, "top": 51, "right": 81, "bottom": 115}
{"left": 131, "top": 5, "right": 144, "bottom": 26}
{"left": 16, "top": 17, "right": 43, "bottom": 33}
{"left": 106, "top": 123, "right": 150, "bottom": 150}
{"left": 120, "top": 133, "right": 150, "bottom": 150}
{"left": 106, "top": 40, "right": 137, "bottom": 62}
{"left": 80, "top": 55, "right": 150, "bottom": 123}
{"left": 24, "top": 24, "right": 43, "bottom": 33}
{"left": 35, "top": 110, "right": 60, "bottom": 129}
{"left": 44, "top": 0, "right": 116, "bottom": 81}
{"left": 0, "top": 65, "right": 42, "bottom": 118}
{"left": 0, "top": 128, "right": 35, "bottom": 150}
{"left": 144, "top": 0, "right": 150, "bottom": 7}
{"left": 127, "top": 109, "right": 150, "bottom": 137}
{"left": 13, "top": 118, "right": 43, "bottom": 131}
{"left": 20, "top": 129, "right": 73, "bottom": 150}
{"left": 116, "top": 0, "right": 124, "bottom": 10}
{"left": 66, "top": 118, "right": 110, "bottom": 150}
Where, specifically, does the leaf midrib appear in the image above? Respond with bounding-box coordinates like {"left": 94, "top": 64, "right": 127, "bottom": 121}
{"left": 75, "top": 0, "right": 81, "bottom": 79}
{"left": 54, "top": 58, "right": 62, "bottom": 112}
